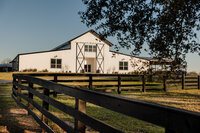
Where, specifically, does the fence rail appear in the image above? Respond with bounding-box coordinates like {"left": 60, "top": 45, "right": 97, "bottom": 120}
{"left": 14, "top": 73, "right": 200, "bottom": 93}
{"left": 12, "top": 73, "right": 200, "bottom": 133}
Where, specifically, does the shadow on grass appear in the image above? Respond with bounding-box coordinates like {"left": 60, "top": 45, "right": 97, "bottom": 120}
{"left": 0, "top": 83, "right": 41, "bottom": 132}
{"left": 120, "top": 89, "right": 200, "bottom": 112}
{"left": 86, "top": 104, "right": 164, "bottom": 133}
{"left": 122, "top": 90, "right": 200, "bottom": 99}
{"left": 47, "top": 94, "right": 164, "bottom": 133}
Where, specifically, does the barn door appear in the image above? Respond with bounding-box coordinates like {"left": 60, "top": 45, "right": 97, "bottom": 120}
{"left": 96, "top": 44, "right": 104, "bottom": 73}
{"left": 76, "top": 43, "right": 85, "bottom": 73}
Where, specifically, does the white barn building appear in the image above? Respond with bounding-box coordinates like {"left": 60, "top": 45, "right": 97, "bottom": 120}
{"left": 12, "top": 30, "right": 151, "bottom": 73}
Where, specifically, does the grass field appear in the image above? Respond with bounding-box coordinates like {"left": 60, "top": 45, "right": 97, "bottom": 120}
{"left": 0, "top": 72, "right": 13, "bottom": 80}
{"left": 0, "top": 72, "right": 200, "bottom": 132}
{"left": 121, "top": 90, "right": 200, "bottom": 112}
{"left": 32, "top": 94, "right": 165, "bottom": 133}
{"left": 19, "top": 86, "right": 200, "bottom": 133}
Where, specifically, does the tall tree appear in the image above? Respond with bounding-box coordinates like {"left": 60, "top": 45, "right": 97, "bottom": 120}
{"left": 1, "top": 58, "right": 11, "bottom": 64}
{"left": 79, "top": 0, "right": 200, "bottom": 72}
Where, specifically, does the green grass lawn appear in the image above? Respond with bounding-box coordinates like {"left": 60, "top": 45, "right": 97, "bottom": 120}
{"left": 30, "top": 88, "right": 200, "bottom": 133}
{"left": 53, "top": 95, "right": 165, "bottom": 133}
{"left": 0, "top": 72, "right": 13, "bottom": 80}
{"left": 29, "top": 93, "right": 164, "bottom": 133}
{"left": 1, "top": 82, "right": 200, "bottom": 132}
{"left": 120, "top": 89, "right": 200, "bottom": 113}
{"left": 1, "top": 72, "right": 200, "bottom": 132}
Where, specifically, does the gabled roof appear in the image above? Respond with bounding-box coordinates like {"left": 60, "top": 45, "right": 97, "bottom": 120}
{"left": 52, "top": 41, "right": 70, "bottom": 50}
{"left": 52, "top": 30, "right": 114, "bottom": 50}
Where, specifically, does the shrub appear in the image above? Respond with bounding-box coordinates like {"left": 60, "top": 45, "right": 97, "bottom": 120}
{"left": 42, "top": 69, "right": 48, "bottom": 72}
{"left": 33, "top": 69, "right": 37, "bottom": 72}
{"left": 23, "top": 69, "right": 28, "bottom": 72}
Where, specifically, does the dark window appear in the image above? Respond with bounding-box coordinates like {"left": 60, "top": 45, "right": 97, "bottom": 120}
{"left": 57, "top": 59, "right": 62, "bottom": 68}
{"left": 84, "top": 64, "right": 87, "bottom": 72}
{"left": 88, "top": 64, "right": 91, "bottom": 72}
{"left": 89, "top": 45, "right": 93, "bottom": 52}
{"left": 84, "top": 64, "right": 91, "bottom": 72}
{"left": 85, "top": 45, "right": 89, "bottom": 52}
{"left": 124, "top": 62, "right": 128, "bottom": 70}
{"left": 51, "top": 58, "right": 62, "bottom": 69}
{"left": 51, "top": 59, "right": 56, "bottom": 68}
{"left": 119, "top": 61, "right": 128, "bottom": 70}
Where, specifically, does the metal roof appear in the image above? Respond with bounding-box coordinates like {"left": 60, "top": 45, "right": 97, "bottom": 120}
{"left": 0, "top": 63, "right": 12, "bottom": 67}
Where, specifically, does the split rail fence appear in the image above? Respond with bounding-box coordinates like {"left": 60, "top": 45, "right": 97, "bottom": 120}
{"left": 12, "top": 73, "right": 200, "bottom": 133}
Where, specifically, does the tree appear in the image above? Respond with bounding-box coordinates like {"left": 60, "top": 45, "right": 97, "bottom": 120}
{"left": 1, "top": 58, "right": 12, "bottom": 64}
{"left": 187, "top": 71, "right": 198, "bottom": 76}
{"left": 79, "top": 0, "right": 200, "bottom": 72}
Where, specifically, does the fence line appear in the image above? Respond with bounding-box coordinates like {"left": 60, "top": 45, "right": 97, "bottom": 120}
{"left": 12, "top": 73, "right": 200, "bottom": 133}
{"left": 15, "top": 73, "right": 200, "bottom": 93}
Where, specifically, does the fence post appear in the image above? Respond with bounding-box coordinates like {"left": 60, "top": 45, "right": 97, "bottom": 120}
{"left": 17, "top": 79, "right": 22, "bottom": 101}
{"left": 53, "top": 75, "right": 58, "bottom": 97}
{"left": 117, "top": 75, "right": 121, "bottom": 94}
{"left": 142, "top": 75, "right": 146, "bottom": 92}
{"left": 163, "top": 76, "right": 167, "bottom": 91}
{"left": 89, "top": 74, "right": 93, "bottom": 90}
{"left": 42, "top": 88, "right": 50, "bottom": 133}
{"left": 198, "top": 75, "right": 200, "bottom": 90}
{"left": 75, "top": 99, "right": 86, "bottom": 133}
{"left": 182, "top": 74, "right": 185, "bottom": 90}
{"left": 148, "top": 74, "right": 153, "bottom": 82}
{"left": 28, "top": 82, "right": 34, "bottom": 110}
{"left": 12, "top": 77, "right": 17, "bottom": 97}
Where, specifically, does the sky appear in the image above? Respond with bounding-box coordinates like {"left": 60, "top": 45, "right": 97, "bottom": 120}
{"left": 0, "top": 0, "right": 199, "bottom": 73}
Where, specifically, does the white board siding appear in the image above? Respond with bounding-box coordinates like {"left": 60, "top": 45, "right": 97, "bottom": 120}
{"left": 104, "top": 52, "right": 150, "bottom": 73}
{"left": 19, "top": 49, "right": 75, "bottom": 72}
{"left": 71, "top": 32, "right": 108, "bottom": 73}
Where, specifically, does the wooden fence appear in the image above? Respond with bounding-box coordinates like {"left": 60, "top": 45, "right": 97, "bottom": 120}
{"left": 13, "top": 73, "right": 200, "bottom": 94}
{"left": 167, "top": 75, "right": 200, "bottom": 90}
{"left": 12, "top": 73, "right": 200, "bottom": 133}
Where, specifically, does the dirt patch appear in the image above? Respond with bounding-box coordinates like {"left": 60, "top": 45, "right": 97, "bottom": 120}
{"left": 0, "top": 84, "right": 41, "bottom": 133}
{"left": 0, "top": 107, "right": 41, "bottom": 133}
{"left": 9, "top": 108, "right": 27, "bottom": 115}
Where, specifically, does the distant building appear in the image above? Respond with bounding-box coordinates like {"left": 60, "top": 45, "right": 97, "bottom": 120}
{"left": 12, "top": 30, "right": 167, "bottom": 73}
{"left": 0, "top": 63, "right": 12, "bottom": 72}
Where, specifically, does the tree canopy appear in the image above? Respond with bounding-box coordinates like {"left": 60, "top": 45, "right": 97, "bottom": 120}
{"left": 79, "top": 0, "right": 200, "bottom": 71}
